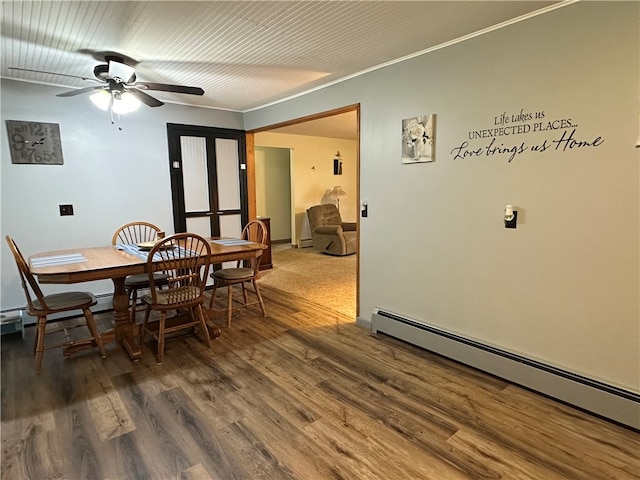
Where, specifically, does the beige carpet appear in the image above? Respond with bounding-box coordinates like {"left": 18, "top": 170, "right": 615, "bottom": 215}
{"left": 258, "top": 244, "right": 356, "bottom": 318}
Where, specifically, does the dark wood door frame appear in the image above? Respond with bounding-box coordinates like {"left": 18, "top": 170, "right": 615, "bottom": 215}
{"left": 167, "top": 123, "right": 248, "bottom": 235}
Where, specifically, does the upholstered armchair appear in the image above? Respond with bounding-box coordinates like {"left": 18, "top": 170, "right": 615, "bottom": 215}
{"left": 306, "top": 204, "right": 357, "bottom": 256}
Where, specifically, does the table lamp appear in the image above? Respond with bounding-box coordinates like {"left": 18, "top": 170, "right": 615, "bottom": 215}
{"left": 330, "top": 186, "right": 347, "bottom": 213}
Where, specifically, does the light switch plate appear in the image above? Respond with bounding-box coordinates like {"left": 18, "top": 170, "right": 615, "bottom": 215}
{"left": 59, "top": 204, "right": 74, "bottom": 216}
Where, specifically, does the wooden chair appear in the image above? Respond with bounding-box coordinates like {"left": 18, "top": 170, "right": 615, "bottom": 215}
{"left": 138, "top": 233, "right": 212, "bottom": 363}
{"left": 5, "top": 236, "right": 107, "bottom": 373}
{"left": 208, "top": 219, "right": 268, "bottom": 327}
{"left": 112, "top": 221, "right": 169, "bottom": 323}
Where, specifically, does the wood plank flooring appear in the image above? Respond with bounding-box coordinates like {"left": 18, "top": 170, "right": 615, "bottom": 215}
{"left": 2, "top": 286, "right": 639, "bottom": 479}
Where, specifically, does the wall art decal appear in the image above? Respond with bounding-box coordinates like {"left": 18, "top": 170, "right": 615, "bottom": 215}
{"left": 449, "top": 108, "right": 604, "bottom": 163}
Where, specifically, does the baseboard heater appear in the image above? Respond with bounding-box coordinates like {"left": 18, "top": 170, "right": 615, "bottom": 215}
{"left": 372, "top": 308, "right": 640, "bottom": 430}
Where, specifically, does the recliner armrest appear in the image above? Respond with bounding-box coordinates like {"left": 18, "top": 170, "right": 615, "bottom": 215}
{"left": 341, "top": 222, "right": 357, "bottom": 232}
{"left": 314, "top": 225, "right": 343, "bottom": 234}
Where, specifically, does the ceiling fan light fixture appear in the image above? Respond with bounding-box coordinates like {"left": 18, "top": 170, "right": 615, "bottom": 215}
{"left": 90, "top": 89, "right": 141, "bottom": 115}
{"left": 112, "top": 92, "right": 141, "bottom": 114}
{"left": 89, "top": 89, "right": 111, "bottom": 110}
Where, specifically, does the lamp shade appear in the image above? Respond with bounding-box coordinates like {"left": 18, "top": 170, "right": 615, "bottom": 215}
{"left": 330, "top": 186, "right": 347, "bottom": 199}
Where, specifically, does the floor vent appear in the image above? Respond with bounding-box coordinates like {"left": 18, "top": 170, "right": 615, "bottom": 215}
{"left": 372, "top": 308, "right": 639, "bottom": 430}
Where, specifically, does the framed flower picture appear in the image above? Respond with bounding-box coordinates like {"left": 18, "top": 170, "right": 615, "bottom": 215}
{"left": 402, "top": 114, "right": 436, "bottom": 164}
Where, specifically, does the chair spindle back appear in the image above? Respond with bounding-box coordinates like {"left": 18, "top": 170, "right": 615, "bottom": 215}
{"left": 5, "top": 236, "right": 48, "bottom": 312}
{"left": 237, "top": 219, "right": 267, "bottom": 269}
{"left": 112, "top": 221, "right": 163, "bottom": 245}
{"left": 147, "top": 233, "right": 211, "bottom": 307}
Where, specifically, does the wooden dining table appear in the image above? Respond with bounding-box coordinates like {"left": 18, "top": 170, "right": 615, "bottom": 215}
{"left": 29, "top": 238, "right": 266, "bottom": 361}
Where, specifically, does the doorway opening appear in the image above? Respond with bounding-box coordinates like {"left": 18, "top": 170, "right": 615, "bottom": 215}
{"left": 247, "top": 104, "right": 360, "bottom": 318}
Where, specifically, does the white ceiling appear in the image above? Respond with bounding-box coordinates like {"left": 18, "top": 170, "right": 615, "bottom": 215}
{"left": 1, "top": 1, "right": 565, "bottom": 138}
{"left": 267, "top": 110, "right": 359, "bottom": 140}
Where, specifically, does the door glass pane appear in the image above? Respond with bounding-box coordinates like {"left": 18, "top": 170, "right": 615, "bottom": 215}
{"left": 185, "top": 217, "right": 214, "bottom": 285}
{"left": 181, "top": 136, "right": 209, "bottom": 212}
{"left": 220, "top": 214, "right": 242, "bottom": 238}
{"left": 219, "top": 214, "right": 242, "bottom": 268}
{"left": 216, "top": 138, "right": 240, "bottom": 210}
{"left": 186, "top": 217, "right": 212, "bottom": 237}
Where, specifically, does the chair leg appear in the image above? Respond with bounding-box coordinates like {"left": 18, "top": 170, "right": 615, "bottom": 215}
{"left": 196, "top": 305, "right": 211, "bottom": 348}
{"left": 34, "top": 316, "right": 47, "bottom": 373}
{"left": 157, "top": 312, "right": 166, "bottom": 364}
{"left": 252, "top": 280, "right": 267, "bottom": 317}
{"left": 241, "top": 282, "right": 249, "bottom": 307}
{"left": 226, "top": 284, "right": 233, "bottom": 327}
{"left": 83, "top": 308, "right": 107, "bottom": 359}
{"left": 208, "top": 282, "right": 218, "bottom": 309}
{"left": 32, "top": 319, "right": 40, "bottom": 355}
{"left": 139, "top": 306, "right": 151, "bottom": 348}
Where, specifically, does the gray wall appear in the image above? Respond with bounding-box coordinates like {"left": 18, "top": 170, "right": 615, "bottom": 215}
{"left": 245, "top": 2, "right": 640, "bottom": 393}
{"left": 1, "top": 79, "right": 242, "bottom": 310}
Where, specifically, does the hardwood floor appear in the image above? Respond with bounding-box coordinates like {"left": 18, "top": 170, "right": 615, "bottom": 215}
{"left": 2, "top": 286, "right": 639, "bottom": 479}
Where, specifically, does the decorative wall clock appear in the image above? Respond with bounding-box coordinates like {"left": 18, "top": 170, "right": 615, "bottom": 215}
{"left": 6, "top": 120, "right": 64, "bottom": 165}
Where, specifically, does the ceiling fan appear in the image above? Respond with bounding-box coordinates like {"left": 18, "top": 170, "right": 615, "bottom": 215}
{"left": 9, "top": 55, "right": 204, "bottom": 109}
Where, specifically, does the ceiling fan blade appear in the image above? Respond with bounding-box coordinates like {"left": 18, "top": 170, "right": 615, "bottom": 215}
{"left": 78, "top": 49, "right": 140, "bottom": 67}
{"left": 9, "top": 67, "right": 102, "bottom": 83}
{"left": 56, "top": 86, "right": 107, "bottom": 97}
{"left": 134, "top": 82, "right": 204, "bottom": 96}
{"left": 127, "top": 88, "right": 164, "bottom": 107}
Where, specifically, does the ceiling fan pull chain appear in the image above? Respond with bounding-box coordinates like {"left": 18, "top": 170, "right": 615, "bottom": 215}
{"left": 108, "top": 100, "right": 125, "bottom": 130}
